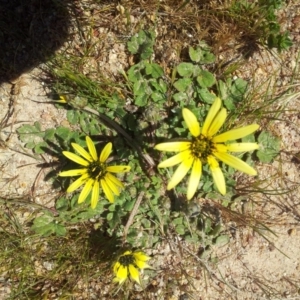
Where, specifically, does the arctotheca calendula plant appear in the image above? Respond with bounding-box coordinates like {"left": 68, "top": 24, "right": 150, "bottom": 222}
{"left": 155, "top": 97, "right": 259, "bottom": 199}
{"left": 59, "top": 136, "right": 131, "bottom": 208}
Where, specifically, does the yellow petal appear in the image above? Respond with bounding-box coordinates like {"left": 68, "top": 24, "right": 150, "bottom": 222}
{"left": 66, "top": 174, "right": 89, "bottom": 193}
{"left": 106, "top": 165, "right": 131, "bottom": 173}
{"left": 167, "top": 155, "right": 194, "bottom": 190}
{"left": 129, "top": 265, "right": 140, "bottom": 284}
{"left": 78, "top": 179, "right": 94, "bottom": 203}
{"left": 214, "top": 152, "right": 257, "bottom": 175}
{"left": 133, "top": 252, "right": 151, "bottom": 262}
{"left": 104, "top": 175, "right": 121, "bottom": 196}
{"left": 62, "top": 151, "right": 89, "bottom": 166}
{"left": 58, "top": 95, "right": 67, "bottom": 103}
{"left": 214, "top": 144, "right": 228, "bottom": 153}
{"left": 202, "top": 97, "right": 222, "bottom": 136}
{"left": 135, "top": 261, "right": 151, "bottom": 269}
{"left": 100, "top": 143, "right": 112, "bottom": 163}
{"left": 207, "top": 156, "right": 226, "bottom": 195}
{"left": 86, "top": 136, "right": 98, "bottom": 161}
{"left": 105, "top": 173, "right": 124, "bottom": 188}
{"left": 207, "top": 108, "right": 227, "bottom": 137}
{"left": 101, "top": 178, "right": 114, "bottom": 202}
{"left": 212, "top": 124, "right": 259, "bottom": 143}
{"left": 71, "top": 142, "right": 93, "bottom": 162}
{"left": 59, "top": 169, "right": 87, "bottom": 177}
{"left": 91, "top": 181, "right": 100, "bottom": 209}
{"left": 157, "top": 150, "right": 189, "bottom": 168}
{"left": 155, "top": 141, "right": 191, "bottom": 152}
{"left": 182, "top": 108, "right": 201, "bottom": 137}
{"left": 226, "top": 143, "right": 259, "bottom": 152}
{"left": 187, "top": 158, "right": 202, "bottom": 200}
{"left": 116, "top": 265, "right": 128, "bottom": 284}
{"left": 113, "top": 261, "right": 120, "bottom": 274}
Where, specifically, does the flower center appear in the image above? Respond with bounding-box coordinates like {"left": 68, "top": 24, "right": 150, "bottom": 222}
{"left": 119, "top": 254, "right": 135, "bottom": 267}
{"left": 190, "top": 134, "right": 214, "bottom": 163}
{"left": 87, "top": 161, "right": 106, "bottom": 180}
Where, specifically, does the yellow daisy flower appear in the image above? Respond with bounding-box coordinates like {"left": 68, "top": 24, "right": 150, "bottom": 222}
{"left": 155, "top": 97, "right": 259, "bottom": 199}
{"left": 113, "top": 250, "right": 151, "bottom": 285}
{"left": 59, "top": 136, "right": 131, "bottom": 208}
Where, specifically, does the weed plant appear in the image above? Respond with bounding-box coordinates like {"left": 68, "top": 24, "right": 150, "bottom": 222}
{"left": 0, "top": 0, "right": 295, "bottom": 298}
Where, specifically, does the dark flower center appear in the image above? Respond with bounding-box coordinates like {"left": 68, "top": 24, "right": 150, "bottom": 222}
{"left": 87, "top": 161, "right": 105, "bottom": 179}
{"left": 119, "top": 254, "right": 135, "bottom": 267}
{"left": 190, "top": 134, "right": 214, "bottom": 163}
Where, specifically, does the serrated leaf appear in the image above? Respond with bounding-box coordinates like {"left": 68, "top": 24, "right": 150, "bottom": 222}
{"left": 177, "top": 63, "right": 195, "bottom": 77}
{"left": 173, "top": 92, "right": 187, "bottom": 102}
{"left": 172, "top": 217, "right": 183, "bottom": 225}
{"left": 134, "top": 94, "right": 148, "bottom": 107}
{"left": 44, "top": 128, "right": 56, "bottom": 141}
{"left": 17, "top": 124, "right": 44, "bottom": 143}
{"left": 197, "top": 88, "right": 216, "bottom": 104}
{"left": 256, "top": 131, "right": 280, "bottom": 163}
{"left": 56, "top": 197, "right": 69, "bottom": 212}
{"left": 196, "top": 70, "right": 215, "bottom": 88}
{"left": 34, "top": 141, "right": 48, "bottom": 154}
{"left": 151, "top": 91, "right": 165, "bottom": 102}
{"left": 55, "top": 126, "right": 71, "bottom": 140}
{"left": 175, "top": 224, "right": 185, "bottom": 235}
{"left": 67, "top": 110, "right": 80, "bottom": 125}
{"left": 54, "top": 224, "right": 67, "bottom": 236}
{"left": 189, "top": 46, "right": 202, "bottom": 62}
{"left": 127, "top": 36, "right": 139, "bottom": 54}
{"left": 200, "top": 51, "right": 215, "bottom": 64}
{"left": 230, "top": 78, "right": 248, "bottom": 101}
{"left": 25, "top": 141, "right": 36, "bottom": 149}
{"left": 145, "top": 62, "right": 163, "bottom": 78}
{"left": 127, "top": 64, "right": 143, "bottom": 83}
{"left": 173, "top": 78, "right": 193, "bottom": 92}
{"left": 214, "top": 235, "right": 230, "bottom": 246}
{"left": 31, "top": 214, "right": 55, "bottom": 236}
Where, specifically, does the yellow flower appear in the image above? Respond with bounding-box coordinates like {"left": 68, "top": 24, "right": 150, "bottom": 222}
{"left": 155, "top": 97, "right": 259, "bottom": 199}
{"left": 113, "top": 250, "right": 151, "bottom": 285}
{"left": 59, "top": 136, "right": 131, "bottom": 208}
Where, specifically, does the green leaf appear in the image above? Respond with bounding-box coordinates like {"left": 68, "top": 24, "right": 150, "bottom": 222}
{"left": 17, "top": 124, "right": 44, "bottom": 143}
{"left": 173, "top": 92, "right": 187, "bottom": 102}
{"left": 34, "top": 141, "right": 48, "bottom": 154}
{"left": 230, "top": 78, "right": 248, "bottom": 101}
{"left": 189, "top": 46, "right": 202, "bottom": 62}
{"left": 31, "top": 213, "right": 55, "bottom": 236}
{"left": 145, "top": 62, "right": 163, "bottom": 78}
{"left": 25, "top": 141, "right": 35, "bottom": 149}
{"left": 172, "top": 217, "right": 183, "bottom": 225}
{"left": 151, "top": 91, "right": 165, "bottom": 102}
{"left": 196, "top": 70, "right": 215, "bottom": 88}
{"left": 44, "top": 128, "right": 56, "bottom": 141}
{"left": 173, "top": 78, "right": 193, "bottom": 92}
{"left": 134, "top": 94, "right": 148, "bottom": 107}
{"left": 67, "top": 110, "right": 80, "bottom": 125}
{"left": 127, "top": 64, "right": 143, "bottom": 83}
{"left": 127, "top": 36, "right": 139, "bottom": 54}
{"left": 175, "top": 224, "right": 185, "bottom": 235}
{"left": 200, "top": 51, "right": 215, "bottom": 64}
{"left": 177, "top": 63, "right": 195, "bottom": 77}
{"left": 197, "top": 88, "right": 216, "bottom": 104}
{"left": 54, "top": 224, "right": 67, "bottom": 236}
{"left": 56, "top": 197, "right": 69, "bottom": 212}
{"left": 55, "top": 126, "right": 71, "bottom": 140}
{"left": 256, "top": 131, "right": 280, "bottom": 163}
{"left": 214, "top": 235, "right": 230, "bottom": 246}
